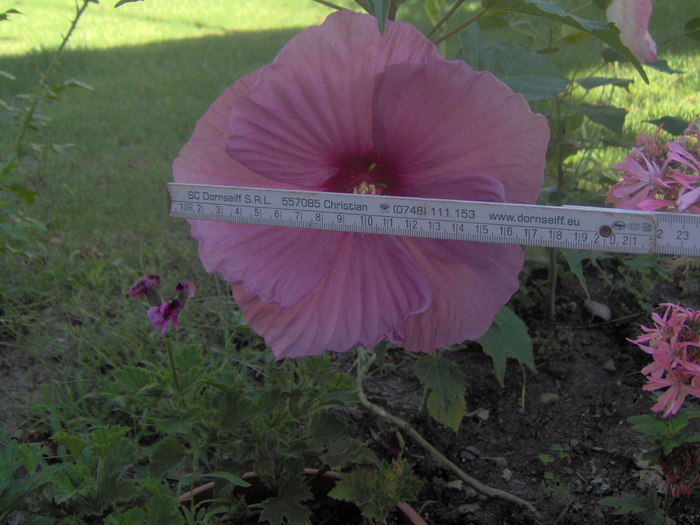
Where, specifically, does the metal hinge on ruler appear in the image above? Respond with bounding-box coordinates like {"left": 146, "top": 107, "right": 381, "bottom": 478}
{"left": 167, "top": 183, "right": 700, "bottom": 257}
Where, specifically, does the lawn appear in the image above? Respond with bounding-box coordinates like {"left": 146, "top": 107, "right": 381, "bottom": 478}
{"left": 1, "top": 0, "right": 700, "bottom": 523}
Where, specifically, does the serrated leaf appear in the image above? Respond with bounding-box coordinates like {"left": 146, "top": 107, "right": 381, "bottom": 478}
{"left": 414, "top": 356, "right": 465, "bottom": 408}
{"left": 576, "top": 77, "right": 632, "bottom": 91}
{"left": 561, "top": 249, "right": 590, "bottom": 298}
{"left": 481, "top": 0, "right": 647, "bottom": 82}
{"left": 477, "top": 306, "right": 535, "bottom": 386}
{"left": 645, "top": 116, "right": 691, "bottom": 136}
{"left": 568, "top": 103, "right": 626, "bottom": 134}
{"left": 685, "top": 17, "right": 700, "bottom": 41}
{"left": 460, "top": 27, "right": 567, "bottom": 101}
{"left": 259, "top": 495, "right": 312, "bottom": 525}
{"left": 148, "top": 437, "right": 185, "bottom": 478}
{"left": 426, "top": 391, "right": 466, "bottom": 432}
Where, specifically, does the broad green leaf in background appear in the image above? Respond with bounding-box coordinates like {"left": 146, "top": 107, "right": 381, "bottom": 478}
{"left": 477, "top": 306, "right": 535, "bottom": 386}
{"left": 481, "top": 0, "right": 648, "bottom": 82}
{"left": 685, "top": 17, "right": 700, "bottom": 41}
{"left": 645, "top": 116, "right": 691, "bottom": 136}
{"left": 567, "top": 102, "right": 626, "bottom": 134}
{"left": 576, "top": 77, "right": 633, "bottom": 92}
{"left": 460, "top": 27, "right": 567, "bottom": 101}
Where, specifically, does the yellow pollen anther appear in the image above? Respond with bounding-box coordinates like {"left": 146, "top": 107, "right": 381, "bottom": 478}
{"left": 352, "top": 181, "right": 380, "bottom": 195}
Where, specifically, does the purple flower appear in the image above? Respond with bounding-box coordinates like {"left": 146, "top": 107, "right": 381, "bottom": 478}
{"left": 606, "top": 0, "right": 657, "bottom": 63}
{"left": 128, "top": 275, "right": 161, "bottom": 303}
{"left": 173, "top": 10, "right": 549, "bottom": 359}
{"left": 147, "top": 299, "right": 184, "bottom": 336}
{"left": 175, "top": 281, "right": 197, "bottom": 301}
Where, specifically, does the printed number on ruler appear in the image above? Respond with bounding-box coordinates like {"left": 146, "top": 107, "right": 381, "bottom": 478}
{"left": 166, "top": 183, "right": 693, "bottom": 255}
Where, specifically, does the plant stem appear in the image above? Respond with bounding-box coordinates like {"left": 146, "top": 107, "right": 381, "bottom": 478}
{"left": 165, "top": 338, "right": 182, "bottom": 398}
{"left": 355, "top": 349, "right": 539, "bottom": 516}
{"left": 433, "top": 8, "right": 485, "bottom": 45}
{"left": 427, "top": 0, "right": 467, "bottom": 37}
{"left": 310, "top": 0, "right": 345, "bottom": 10}
{"left": 13, "top": 0, "right": 93, "bottom": 153}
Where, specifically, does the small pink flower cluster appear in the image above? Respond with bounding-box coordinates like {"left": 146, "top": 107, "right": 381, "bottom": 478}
{"left": 128, "top": 275, "right": 196, "bottom": 336}
{"left": 630, "top": 304, "right": 700, "bottom": 417}
{"left": 606, "top": 118, "right": 700, "bottom": 213}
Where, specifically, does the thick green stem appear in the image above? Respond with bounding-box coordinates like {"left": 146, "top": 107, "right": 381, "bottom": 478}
{"left": 427, "top": 0, "right": 467, "bottom": 37}
{"left": 13, "top": 0, "right": 92, "bottom": 153}
{"left": 433, "top": 8, "right": 485, "bottom": 45}
{"left": 356, "top": 349, "right": 539, "bottom": 516}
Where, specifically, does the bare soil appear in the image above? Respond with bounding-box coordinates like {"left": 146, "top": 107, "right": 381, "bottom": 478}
{"left": 354, "top": 257, "right": 700, "bottom": 524}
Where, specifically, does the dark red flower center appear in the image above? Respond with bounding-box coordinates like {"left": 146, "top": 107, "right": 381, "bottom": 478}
{"left": 325, "top": 154, "right": 398, "bottom": 195}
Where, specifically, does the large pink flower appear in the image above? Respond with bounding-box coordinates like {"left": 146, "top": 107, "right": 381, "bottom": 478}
{"left": 173, "top": 10, "right": 549, "bottom": 359}
{"left": 606, "top": 0, "right": 657, "bottom": 63}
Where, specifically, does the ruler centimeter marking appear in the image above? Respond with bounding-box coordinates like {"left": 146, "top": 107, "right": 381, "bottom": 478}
{"left": 167, "top": 183, "right": 700, "bottom": 257}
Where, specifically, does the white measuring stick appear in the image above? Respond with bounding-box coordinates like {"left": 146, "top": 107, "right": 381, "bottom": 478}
{"left": 167, "top": 183, "right": 700, "bottom": 257}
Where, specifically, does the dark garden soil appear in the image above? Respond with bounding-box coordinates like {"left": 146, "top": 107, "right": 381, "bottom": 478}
{"left": 347, "top": 255, "right": 700, "bottom": 525}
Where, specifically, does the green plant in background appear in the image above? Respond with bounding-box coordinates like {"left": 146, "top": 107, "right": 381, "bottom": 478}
{"left": 1, "top": 0, "right": 94, "bottom": 254}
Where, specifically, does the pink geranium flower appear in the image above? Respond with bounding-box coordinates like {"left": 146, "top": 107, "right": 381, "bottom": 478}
{"left": 606, "top": 0, "right": 657, "bottom": 63}
{"left": 147, "top": 299, "right": 184, "bottom": 336}
{"left": 173, "top": 10, "right": 549, "bottom": 359}
{"left": 606, "top": 119, "right": 700, "bottom": 213}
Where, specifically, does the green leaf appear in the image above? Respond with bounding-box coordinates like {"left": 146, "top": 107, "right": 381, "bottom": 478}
{"left": 426, "top": 391, "right": 466, "bottom": 432}
{"left": 114, "top": 0, "right": 144, "bottom": 7}
{"left": 5, "top": 184, "right": 37, "bottom": 204}
{"left": 645, "top": 116, "right": 691, "bottom": 136}
{"left": 370, "top": 0, "right": 390, "bottom": 33}
{"left": 148, "top": 437, "right": 185, "bottom": 478}
{"left": 0, "top": 9, "right": 20, "bottom": 22}
{"left": 685, "top": 17, "right": 700, "bottom": 41}
{"left": 645, "top": 59, "right": 682, "bottom": 75}
{"left": 201, "top": 471, "right": 250, "bottom": 487}
{"left": 561, "top": 249, "right": 590, "bottom": 298}
{"left": 414, "top": 356, "right": 466, "bottom": 408}
{"left": 460, "top": 27, "right": 567, "bottom": 101}
{"left": 259, "top": 487, "right": 312, "bottom": 525}
{"left": 424, "top": 0, "right": 447, "bottom": 26}
{"left": 0, "top": 70, "right": 16, "bottom": 80}
{"left": 477, "top": 306, "right": 535, "bottom": 386}
{"left": 481, "top": 0, "right": 648, "bottom": 82}
{"left": 576, "top": 77, "right": 633, "bottom": 92}
{"left": 51, "top": 143, "right": 78, "bottom": 157}
{"left": 568, "top": 103, "right": 626, "bottom": 134}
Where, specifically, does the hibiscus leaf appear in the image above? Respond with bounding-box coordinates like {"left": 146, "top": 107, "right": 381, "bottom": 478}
{"left": 414, "top": 356, "right": 466, "bottom": 409}
{"left": 645, "top": 116, "right": 691, "bottom": 136}
{"left": 576, "top": 77, "right": 633, "bottom": 92}
{"left": 480, "top": 0, "right": 648, "bottom": 83}
{"left": 460, "top": 27, "right": 567, "bottom": 101}
{"left": 426, "top": 392, "right": 466, "bottom": 432}
{"left": 477, "top": 306, "right": 535, "bottom": 386}
{"left": 370, "top": 0, "right": 390, "bottom": 33}
{"left": 567, "top": 102, "right": 626, "bottom": 134}
{"left": 685, "top": 17, "right": 700, "bottom": 42}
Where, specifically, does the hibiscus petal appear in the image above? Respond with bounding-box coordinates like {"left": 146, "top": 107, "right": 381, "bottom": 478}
{"left": 193, "top": 223, "right": 340, "bottom": 307}
{"left": 232, "top": 234, "right": 433, "bottom": 359}
{"left": 398, "top": 237, "right": 523, "bottom": 350}
{"left": 606, "top": 0, "right": 657, "bottom": 63}
{"left": 371, "top": 59, "right": 548, "bottom": 204}
{"left": 226, "top": 10, "right": 439, "bottom": 187}
{"left": 173, "top": 70, "right": 295, "bottom": 190}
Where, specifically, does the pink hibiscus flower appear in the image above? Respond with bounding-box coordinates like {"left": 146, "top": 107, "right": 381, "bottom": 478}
{"left": 173, "top": 10, "right": 549, "bottom": 359}
{"left": 606, "top": 0, "right": 657, "bottom": 63}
